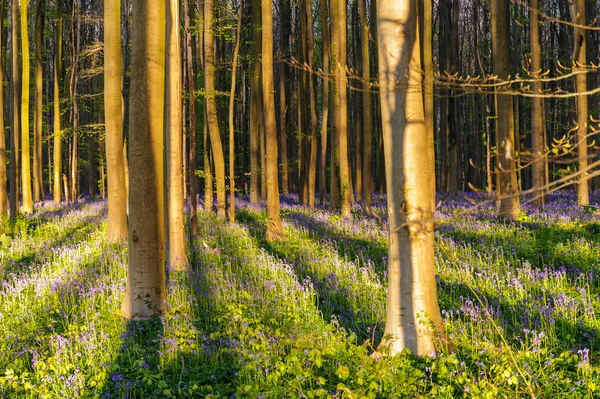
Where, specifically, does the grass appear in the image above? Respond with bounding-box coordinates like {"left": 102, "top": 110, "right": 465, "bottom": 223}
{"left": 0, "top": 191, "right": 599, "bottom": 397}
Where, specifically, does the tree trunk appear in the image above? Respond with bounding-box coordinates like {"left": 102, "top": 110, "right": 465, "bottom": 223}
{"left": 423, "top": 0, "right": 435, "bottom": 210}
{"left": 104, "top": 0, "right": 128, "bottom": 243}
{"left": 184, "top": 0, "right": 198, "bottom": 233}
{"left": 21, "top": 0, "right": 33, "bottom": 213}
{"left": 491, "top": 0, "right": 520, "bottom": 218}
{"left": 571, "top": 0, "right": 589, "bottom": 206}
{"left": 0, "top": 0, "right": 6, "bottom": 217}
{"left": 33, "top": 0, "right": 44, "bottom": 202}
{"left": 329, "top": 0, "right": 340, "bottom": 211}
{"left": 305, "top": 0, "right": 318, "bottom": 209}
{"left": 121, "top": 0, "right": 166, "bottom": 319}
{"left": 53, "top": 0, "right": 62, "bottom": 203}
{"left": 279, "top": 0, "right": 289, "bottom": 195}
{"left": 166, "top": 0, "right": 189, "bottom": 269}
{"left": 249, "top": 0, "right": 261, "bottom": 203}
{"left": 228, "top": 5, "right": 242, "bottom": 222}
{"left": 262, "top": 0, "right": 282, "bottom": 240}
{"left": 358, "top": 0, "right": 372, "bottom": 215}
{"left": 336, "top": 0, "right": 352, "bottom": 217}
{"left": 377, "top": 0, "right": 447, "bottom": 357}
{"left": 530, "top": 0, "right": 545, "bottom": 208}
{"left": 68, "top": 1, "right": 81, "bottom": 202}
{"left": 204, "top": 0, "right": 226, "bottom": 218}
{"left": 319, "top": 0, "right": 329, "bottom": 205}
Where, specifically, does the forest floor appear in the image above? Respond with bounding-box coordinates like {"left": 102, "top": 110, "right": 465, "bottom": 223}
{"left": 1, "top": 191, "right": 600, "bottom": 398}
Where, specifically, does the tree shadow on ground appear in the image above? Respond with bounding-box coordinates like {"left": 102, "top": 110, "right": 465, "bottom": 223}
{"left": 282, "top": 208, "right": 388, "bottom": 275}
{"left": 437, "top": 222, "right": 600, "bottom": 282}
{"left": 236, "top": 209, "right": 385, "bottom": 343}
{"left": 2, "top": 211, "right": 107, "bottom": 283}
{"left": 437, "top": 278, "right": 599, "bottom": 355}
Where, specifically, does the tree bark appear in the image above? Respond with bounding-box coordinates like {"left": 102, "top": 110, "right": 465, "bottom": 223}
{"left": 204, "top": 0, "right": 226, "bottom": 218}
{"left": 166, "top": 0, "right": 189, "bottom": 269}
{"left": 530, "top": 0, "right": 546, "bottom": 208}
{"left": 53, "top": 0, "right": 62, "bottom": 203}
{"left": 422, "top": 0, "right": 436, "bottom": 209}
{"left": 571, "top": 0, "right": 589, "bottom": 206}
{"left": 336, "top": 0, "right": 352, "bottom": 217}
{"left": 377, "top": 0, "right": 447, "bottom": 357}
{"left": 279, "top": 0, "right": 289, "bottom": 195}
{"left": 33, "top": 0, "right": 44, "bottom": 202}
{"left": 228, "top": 5, "right": 243, "bottom": 223}
{"left": 358, "top": 0, "right": 372, "bottom": 215}
{"left": 121, "top": 0, "right": 166, "bottom": 319}
{"left": 104, "top": 0, "right": 128, "bottom": 243}
{"left": 184, "top": 0, "right": 198, "bottom": 233}
{"left": 262, "top": 0, "right": 282, "bottom": 240}
{"left": 0, "top": 0, "right": 6, "bottom": 217}
{"left": 249, "top": 0, "right": 261, "bottom": 203}
{"left": 21, "top": 0, "right": 33, "bottom": 213}
{"left": 319, "top": 0, "right": 329, "bottom": 205}
{"left": 491, "top": 0, "right": 520, "bottom": 218}
{"left": 305, "top": 0, "right": 318, "bottom": 209}
{"left": 68, "top": 1, "right": 81, "bottom": 202}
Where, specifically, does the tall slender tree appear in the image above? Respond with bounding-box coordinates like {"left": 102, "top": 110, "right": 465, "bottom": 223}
{"left": 184, "top": 0, "right": 197, "bottom": 234}
{"left": 358, "top": 0, "right": 372, "bottom": 215}
{"left": 336, "top": 0, "right": 352, "bottom": 217}
{"left": 33, "top": 0, "right": 44, "bottom": 201}
{"left": 319, "top": 0, "right": 329, "bottom": 205}
{"left": 228, "top": 4, "right": 243, "bottom": 223}
{"left": 249, "top": 0, "right": 261, "bottom": 203}
{"left": 377, "top": 0, "right": 447, "bottom": 357}
{"left": 571, "top": 0, "right": 589, "bottom": 206}
{"left": 491, "top": 0, "right": 520, "bottom": 218}
{"left": 104, "top": 0, "right": 128, "bottom": 243}
{"left": 53, "top": 0, "right": 62, "bottom": 203}
{"left": 166, "top": 0, "right": 188, "bottom": 268}
{"left": 262, "top": 0, "right": 282, "bottom": 240}
{"left": 21, "top": 0, "right": 33, "bottom": 214}
{"left": 530, "top": 0, "right": 546, "bottom": 208}
{"left": 10, "top": 0, "right": 19, "bottom": 218}
{"left": 204, "top": 0, "right": 226, "bottom": 218}
{"left": 121, "top": 0, "right": 166, "bottom": 319}
{"left": 278, "top": 0, "right": 289, "bottom": 195}
{"left": 0, "top": 0, "right": 6, "bottom": 217}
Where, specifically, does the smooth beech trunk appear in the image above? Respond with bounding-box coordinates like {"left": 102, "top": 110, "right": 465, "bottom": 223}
{"left": 423, "top": 0, "right": 435, "bottom": 211}
{"left": 571, "top": 0, "right": 589, "bottom": 206}
{"left": 21, "top": 0, "right": 33, "bottom": 214}
{"left": 33, "top": 0, "right": 43, "bottom": 202}
{"left": 10, "top": 0, "right": 19, "bottom": 217}
{"left": 249, "top": 0, "right": 261, "bottom": 203}
{"left": 104, "top": 0, "right": 128, "bottom": 243}
{"left": 53, "top": 0, "right": 62, "bottom": 203}
{"left": 319, "top": 0, "right": 329, "bottom": 205}
{"left": 358, "top": 0, "right": 372, "bottom": 215}
{"left": 377, "top": 0, "right": 447, "bottom": 357}
{"left": 184, "top": 0, "right": 197, "bottom": 234}
{"left": 204, "top": 0, "right": 226, "bottom": 218}
{"left": 121, "top": 0, "right": 166, "bottom": 319}
{"left": 530, "top": 0, "right": 546, "bottom": 208}
{"left": 0, "top": 0, "right": 6, "bottom": 217}
{"left": 306, "top": 0, "right": 318, "bottom": 209}
{"left": 491, "top": 0, "right": 520, "bottom": 218}
{"left": 228, "top": 6, "right": 242, "bottom": 223}
{"left": 166, "top": 0, "right": 188, "bottom": 268}
{"left": 262, "top": 0, "right": 282, "bottom": 240}
{"left": 336, "top": 0, "right": 352, "bottom": 217}
{"left": 279, "top": 0, "right": 289, "bottom": 195}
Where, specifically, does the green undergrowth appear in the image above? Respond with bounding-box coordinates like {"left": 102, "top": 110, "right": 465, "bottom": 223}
{"left": 0, "top": 198, "right": 599, "bottom": 398}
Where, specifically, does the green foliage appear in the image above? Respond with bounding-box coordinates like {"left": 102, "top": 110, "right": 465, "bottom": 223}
{"left": 2, "top": 198, "right": 600, "bottom": 397}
